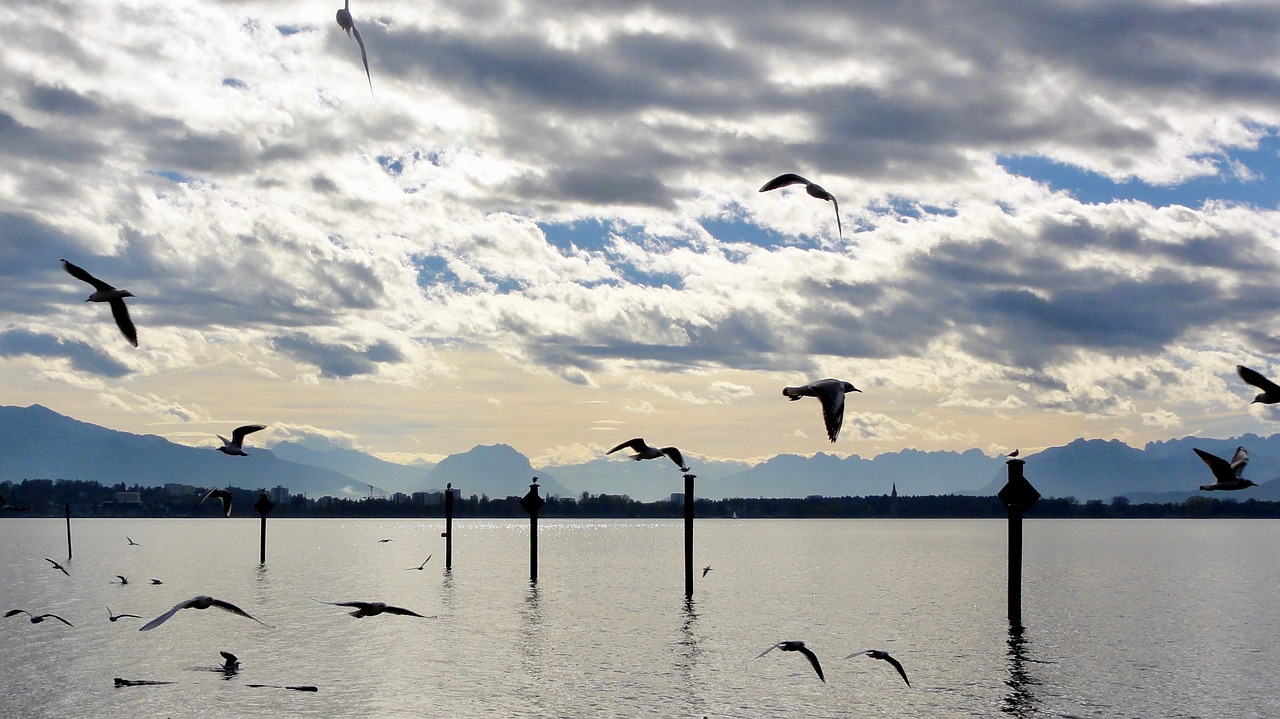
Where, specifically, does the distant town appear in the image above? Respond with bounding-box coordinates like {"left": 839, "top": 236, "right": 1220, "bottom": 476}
{"left": 3, "top": 478, "right": 1280, "bottom": 519}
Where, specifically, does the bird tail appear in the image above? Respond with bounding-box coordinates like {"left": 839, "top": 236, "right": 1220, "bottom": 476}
{"left": 782, "top": 387, "right": 803, "bottom": 401}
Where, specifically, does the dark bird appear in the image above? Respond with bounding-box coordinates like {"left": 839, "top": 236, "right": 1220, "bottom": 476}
{"left": 1195, "top": 446, "right": 1257, "bottom": 491}
{"left": 5, "top": 609, "right": 73, "bottom": 626}
{"left": 758, "top": 173, "right": 842, "bottom": 239}
{"left": 114, "top": 678, "right": 174, "bottom": 687}
{"left": 220, "top": 651, "right": 240, "bottom": 671}
{"left": 758, "top": 641, "right": 825, "bottom": 682}
{"left": 845, "top": 649, "right": 910, "bottom": 686}
{"left": 139, "top": 596, "right": 272, "bottom": 631}
{"left": 107, "top": 606, "right": 142, "bottom": 622}
{"left": 606, "top": 438, "right": 689, "bottom": 471}
{"left": 61, "top": 259, "right": 138, "bottom": 347}
{"left": 200, "top": 488, "right": 234, "bottom": 517}
{"left": 1007, "top": 449, "right": 1020, "bottom": 458}
{"left": 1236, "top": 365, "right": 1280, "bottom": 405}
{"left": 316, "top": 600, "right": 431, "bottom": 619}
{"left": 216, "top": 424, "right": 267, "bottom": 456}
{"left": 702, "top": 565, "right": 713, "bottom": 577}
{"left": 149, "top": 579, "right": 163, "bottom": 585}
{"left": 783, "top": 378, "right": 861, "bottom": 442}
{"left": 114, "top": 575, "right": 129, "bottom": 585}
{"left": 126, "top": 536, "right": 140, "bottom": 546}
{"left": 406, "top": 555, "right": 432, "bottom": 570}
{"left": 377, "top": 538, "right": 394, "bottom": 543}
{"left": 46, "top": 558, "right": 70, "bottom": 576}
{"left": 248, "top": 684, "right": 319, "bottom": 692}
{"left": 335, "top": 0, "right": 373, "bottom": 95}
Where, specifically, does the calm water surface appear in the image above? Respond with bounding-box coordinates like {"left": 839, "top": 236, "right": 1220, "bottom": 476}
{"left": 0, "top": 518, "right": 1276, "bottom": 717}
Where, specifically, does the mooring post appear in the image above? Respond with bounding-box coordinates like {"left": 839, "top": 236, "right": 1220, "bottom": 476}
{"left": 683, "top": 472, "right": 696, "bottom": 598}
{"left": 65, "top": 502, "right": 72, "bottom": 561}
{"left": 997, "top": 458, "right": 1040, "bottom": 627}
{"left": 253, "top": 492, "right": 274, "bottom": 565}
{"left": 443, "top": 483, "right": 455, "bottom": 570}
{"left": 520, "top": 478, "right": 545, "bottom": 583}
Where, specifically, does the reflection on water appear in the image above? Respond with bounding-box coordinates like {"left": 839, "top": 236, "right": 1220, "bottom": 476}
{"left": 1002, "top": 623, "right": 1039, "bottom": 716}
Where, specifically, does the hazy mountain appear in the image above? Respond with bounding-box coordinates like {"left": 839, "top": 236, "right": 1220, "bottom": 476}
{"left": 269, "top": 441, "right": 435, "bottom": 495}
{"left": 424, "top": 444, "right": 572, "bottom": 499}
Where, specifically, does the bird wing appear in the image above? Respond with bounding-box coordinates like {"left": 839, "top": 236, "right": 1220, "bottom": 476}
{"left": 797, "top": 645, "right": 825, "bottom": 682}
{"left": 4, "top": 609, "right": 30, "bottom": 618}
{"left": 42, "top": 614, "right": 74, "bottom": 627}
{"left": 61, "top": 259, "right": 114, "bottom": 291}
{"left": 756, "top": 643, "right": 782, "bottom": 658}
{"left": 209, "top": 598, "right": 269, "bottom": 626}
{"left": 661, "top": 447, "right": 688, "bottom": 470}
{"left": 830, "top": 195, "right": 842, "bottom": 239}
{"left": 220, "top": 651, "right": 238, "bottom": 663}
{"left": 1237, "top": 365, "right": 1280, "bottom": 394}
{"left": 351, "top": 24, "right": 373, "bottom": 95}
{"left": 230, "top": 424, "right": 267, "bottom": 445}
{"left": 815, "top": 381, "right": 847, "bottom": 442}
{"left": 1230, "top": 446, "right": 1249, "bottom": 477}
{"left": 1194, "top": 448, "right": 1235, "bottom": 484}
{"left": 758, "top": 173, "right": 810, "bottom": 192}
{"left": 139, "top": 602, "right": 188, "bottom": 631}
{"left": 108, "top": 298, "right": 138, "bottom": 347}
{"left": 880, "top": 653, "right": 910, "bottom": 686}
{"left": 607, "top": 438, "right": 645, "bottom": 455}
{"left": 382, "top": 605, "right": 427, "bottom": 617}
{"left": 317, "top": 599, "right": 370, "bottom": 610}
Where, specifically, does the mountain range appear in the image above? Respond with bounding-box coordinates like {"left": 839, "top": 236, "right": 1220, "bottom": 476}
{"left": 3, "top": 403, "right": 1280, "bottom": 503}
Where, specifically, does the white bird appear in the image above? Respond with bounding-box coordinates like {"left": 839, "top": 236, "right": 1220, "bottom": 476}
{"left": 61, "top": 259, "right": 138, "bottom": 347}
{"left": 315, "top": 600, "right": 431, "bottom": 619}
{"left": 845, "top": 649, "right": 910, "bottom": 686}
{"left": 335, "top": 0, "right": 372, "bottom": 95}
{"left": 139, "top": 596, "right": 271, "bottom": 631}
{"left": 758, "top": 173, "right": 842, "bottom": 239}
{"left": 1194, "top": 447, "right": 1257, "bottom": 491}
{"left": 783, "top": 378, "right": 861, "bottom": 442}
{"left": 5, "top": 609, "right": 74, "bottom": 626}
{"left": 107, "top": 606, "right": 142, "bottom": 622}
{"left": 220, "top": 651, "right": 240, "bottom": 671}
{"left": 1237, "top": 365, "right": 1280, "bottom": 405}
{"left": 45, "top": 558, "right": 70, "bottom": 576}
{"left": 216, "top": 424, "right": 267, "bottom": 456}
{"left": 757, "top": 640, "right": 825, "bottom": 682}
{"left": 200, "top": 488, "right": 234, "bottom": 517}
{"left": 606, "top": 438, "right": 689, "bottom": 471}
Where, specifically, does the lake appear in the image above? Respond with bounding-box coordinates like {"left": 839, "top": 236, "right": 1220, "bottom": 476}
{"left": 0, "top": 518, "right": 1276, "bottom": 717}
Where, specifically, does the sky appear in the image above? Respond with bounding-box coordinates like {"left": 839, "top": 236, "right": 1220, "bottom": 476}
{"left": 4, "top": 0, "right": 1280, "bottom": 468}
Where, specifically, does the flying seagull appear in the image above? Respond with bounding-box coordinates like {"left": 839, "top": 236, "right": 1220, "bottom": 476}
{"left": 606, "top": 438, "right": 689, "bottom": 472}
{"left": 200, "top": 488, "right": 234, "bottom": 516}
{"left": 5, "top": 609, "right": 74, "bottom": 626}
{"left": 149, "top": 579, "right": 163, "bottom": 585}
{"left": 335, "top": 0, "right": 373, "bottom": 95}
{"left": 783, "top": 378, "right": 861, "bottom": 442}
{"left": 702, "top": 565, "right": 713, "bottom": 577}
{"left": 139, "top": 596, "right": 271, "bottom": 631}
{"left": 46, "top": 558, "right": 70, "bottom": 576}
{"left": 757, "top": 641, "right": 825, "bottom": 682}
{"left": 377, "top": 538, "right": 394, "bottom": 543}
{"left": 216, "top": 424, "right": 267, "bottom": 456}
{"left": 248, "top": 684, "right": 319, "bottom": 692}
{"left": 1194, "top": 447, "right": 1257, "bottom": 491}
{"left": 61, "top": 259, "right": 138, "bottom": 347}
{"left": 315, "top": 600, "right": 431, "bottom": 619}
{"left": 758, "top": 173, "right": 842, "bottom": 239}
{"left": 114, "top": 575, "right": 129, "bottom": 585}
{"left": 845, "top": 649, "right": 910, "bottom": 687}
{"left": 406, "top": 555, "right": 432, "bottom": 570}
{"left": 126, "top": 536, "right": 140, "bottom": 546}
{"left": 1236, "top": 365, "right": 1280, "bottom": 405}
{"left": 107, "top": 606, "right": 142, "bottom": 622}
{"left": 114, "top": 678, "right": 174, "bottom": 687}
{"left": 220, "top": 651, "right": 240, "bottom": 671}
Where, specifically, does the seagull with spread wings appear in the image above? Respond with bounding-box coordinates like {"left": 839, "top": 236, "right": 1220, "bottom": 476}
{"left": 61, "top": 259, "right": 138, "bottom": 347}
{"left": 5, "top": 609, "right": 74, "bottom": 626}
{"left": 606, "top": 438, "right": 689, "bottom": 472}
{"left": 759, "top": 173, "right": 843, "bottom": 239}
{"left": 1194, "top": 446, "right": 1256, "bottom": 491}
{"left": 757, "top": 641, "right": 825, "bottom": 682}
{"left": 200, "top": 488, "right": 234, "bottom": 517}
{"left": 846, "top": 649, "right": 910, "bottom": 686}
{"left": 315, "top": 600, "right": 431, "bottom": 618}
{"left": 216, "top": 424, "right": 267, "bottom": 456}
{"left": 783, "top": 378, "right": 860, "bottom": 442}
{"left": 139, "top": 596, "right": 271, "bottom": 631}
{"left": 335, "top": 0, "right": 373, "bottom": 95}
{"left": 1237, "top": 365, "right": 1280, "bottom": 405}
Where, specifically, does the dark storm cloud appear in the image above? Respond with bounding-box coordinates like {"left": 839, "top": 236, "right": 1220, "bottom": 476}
{"left": 271, "top": 334, "right": 406, "bottom": 378}
{"left": 0, "top": 327, "right": 131, "bottom": 377}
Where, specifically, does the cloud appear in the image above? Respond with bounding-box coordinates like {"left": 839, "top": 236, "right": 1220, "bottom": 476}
{"left": 0, "top": 327, "right": 131, "bottom": 377}
{"left": 271, "top": 334, "right": 407, "bottom": 379}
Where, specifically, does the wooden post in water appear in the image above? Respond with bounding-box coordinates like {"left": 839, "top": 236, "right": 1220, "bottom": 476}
{"left": 443, "top": 483, "right": 455, "bottom": 570}
{"left": 253, "top": 492, "right": 275, "bottom": 565}
{"left": 683, "top": 472, "right": 696, "bottom": 598}
{"left": 65, "top": 502, "right": 72, "bottom": 560}
{"left": 997, "top": 458, "right": 1040, "bottom": 627}
{"left": 519, "top": 478, "right": 545, "bottom": 583}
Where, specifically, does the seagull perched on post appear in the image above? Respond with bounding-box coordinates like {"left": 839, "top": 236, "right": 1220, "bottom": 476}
{"left": 783, "top": 378, "right": 860, "bottom": 442}
{"left": 757, "top": 641, "right": 825, "bottom": 682}
{"left": 758, "top": 173, "right": 842, "bottom": 239}
{"left": 139, "top": 595, "right": 271, "bottom": 631}
{"left": 335, "top": 0, "right": 373, "bottom": 95}
{"left": 606, "top": 438, "right": 689, "bottom": 471}
{"left": 5, "top": 609, "right": 74, "bottom": 626}
{"left": 61, "top": 259, "right": 138, "bottom": 347}
{"left": 216, "top": 424, "right": 266, "bottom": 456}
{"left": 1194, "top": 447, "right": 1257, "bottom": 491}
{"left": 845, "top": 649, "right": 910, "bottom": 686}
{"left": 315, "top": 599, "right": 431, "bottom": 619}
{"left": 1236, "top": 365, "right": 1280, "bottom": 405}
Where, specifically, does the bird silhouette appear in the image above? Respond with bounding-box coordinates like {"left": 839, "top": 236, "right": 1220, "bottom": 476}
{"left": 335, "top": 0, "right": 373, "bottom": 95}
{"left": 220, "top": 651, "right": 240, "bottom": 672}
{"left": 61, "top": 259, "right": 138, "bottom": 346}
{"left": 1236, "top": 365, "right": 1280, "bottom": 405}
{"left": 45, "top": 558, "right": 70, "bottom": 576}
{"left": 783, "top": 378, "right": 860, "bottom": 442}
{"left": 406, "top": 555, "right": 432, "bottom": 570}
{"left": 140, "top": 596, "right": 271, "bottom": 631}
{"left": 107, "top": 606, "right": 142, "bottom": 622}
{"left": 1007, "top": 449, "right": 1020, "bottom": 458}
{"left": 702, "top": 565, "right": 713, "bottom": 577}
{"left": 5, "top": 609, "right": 74, "bottom": 626}
{"left": 1194, "top": 446, "right": 1257, "bottom": 491}
{"left": 606, "top": 438, "right": 689, "bottom": 471}
{"left": 200, "top": 488, "right": 234, "bottom": 516}
{"left": 758, "top": 173, "right": 842, "bottom": 239}
{"left": 758, "top": 641, "right": 825, "bottom": 682}
{"left": 845, "top": 649, "right": 910, "bottom": 686}
{"left": 316, "top": 600, "right": 431, "bottom": 618}
{"left": 114, "top": 575, "right": 129, "bottom": 585}
{"left": 216, "top": 424, "right": 266, "bottom": 456}
{"left": 126, "top": 536, "right": 140, "bottom": 546}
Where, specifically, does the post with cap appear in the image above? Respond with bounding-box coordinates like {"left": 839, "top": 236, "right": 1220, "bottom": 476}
{"left": 253, "top": 492, "right": 274, "bottom": 565}
{"left": 683, "top": 472, "right": 696, "bottom": 598}
{"left": 520, "top": 478, "right": 545, "bottom": 583}
{"left": 997, "top": 457, "right": 1040, "bottom": 627}
{"left": 443, "top": 483, "right": 455, "bottom": 570}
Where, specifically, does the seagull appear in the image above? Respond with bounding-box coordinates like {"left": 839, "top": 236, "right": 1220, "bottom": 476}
{"left": 406, "top": 555, "right": 432, "bottom": 570}
{"left": 5, "top": 609, "right": 74, "bottom": 626}
{"left": 126, "top": 536, "right": 140, "bottom": 546}
{"left": 200, "top": 488, "right": 234, "bottom": 517}
{"left": 606, "top": 438, "right": 689, "bottom": 472}
{"left": 757, "top": 641, "right": 825, "bottom": 682}
{"left": 1007, "top": 449, "right": 1020, "bottom": 458}
{"left": 220, "top": 651, "right": 240, "bottom": 671}
{"left": 216, "top": 424, "right": 267, "bottom": 456}
{"left": 149, "top": 579, "right": 164, "bottom": 585}
{"left": 61, "top": 259, "right": 138, "bottom": 347}
{"left": 335, "top": 0, "right": 373, "bottom": 95}
{"left": 1194, "top": 447, "right": 1257, "bottom": 491}
{"left": 758, "top": 173, "right": 842, "bottom": 239}
{"left": 45, "top": 558, "right": 70, "bottom": 576}
{"left": 783, "top": 378, "right": 861, "bottom": 442}
{"left": 377, "top": 538, "right": 394, "bottom": 543}
{"left": 845, "top": 649, "right": 910, "bottom": 687}
{"left": 107, "top": 606, "right": 142, "bottom": 622}
{"left": 315, "top": 600, "right": 431, "bottom": 619}
{"left": 1237, "top": 365, "right": 1280, "bottom": 405}
{"left": 139, "top": 596, "right": 272, "bottom": 631}
{"left": 114, "top": 678, "right": 174, "bottom": 687}
{"left": 248, "top": 684, "right": 319, "bottom": 692}
{"left": 702, "top": 565, "right": 713, "bottom": 577}
{"left": 114, "top": 575, "right": 129, "bottom": 585}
